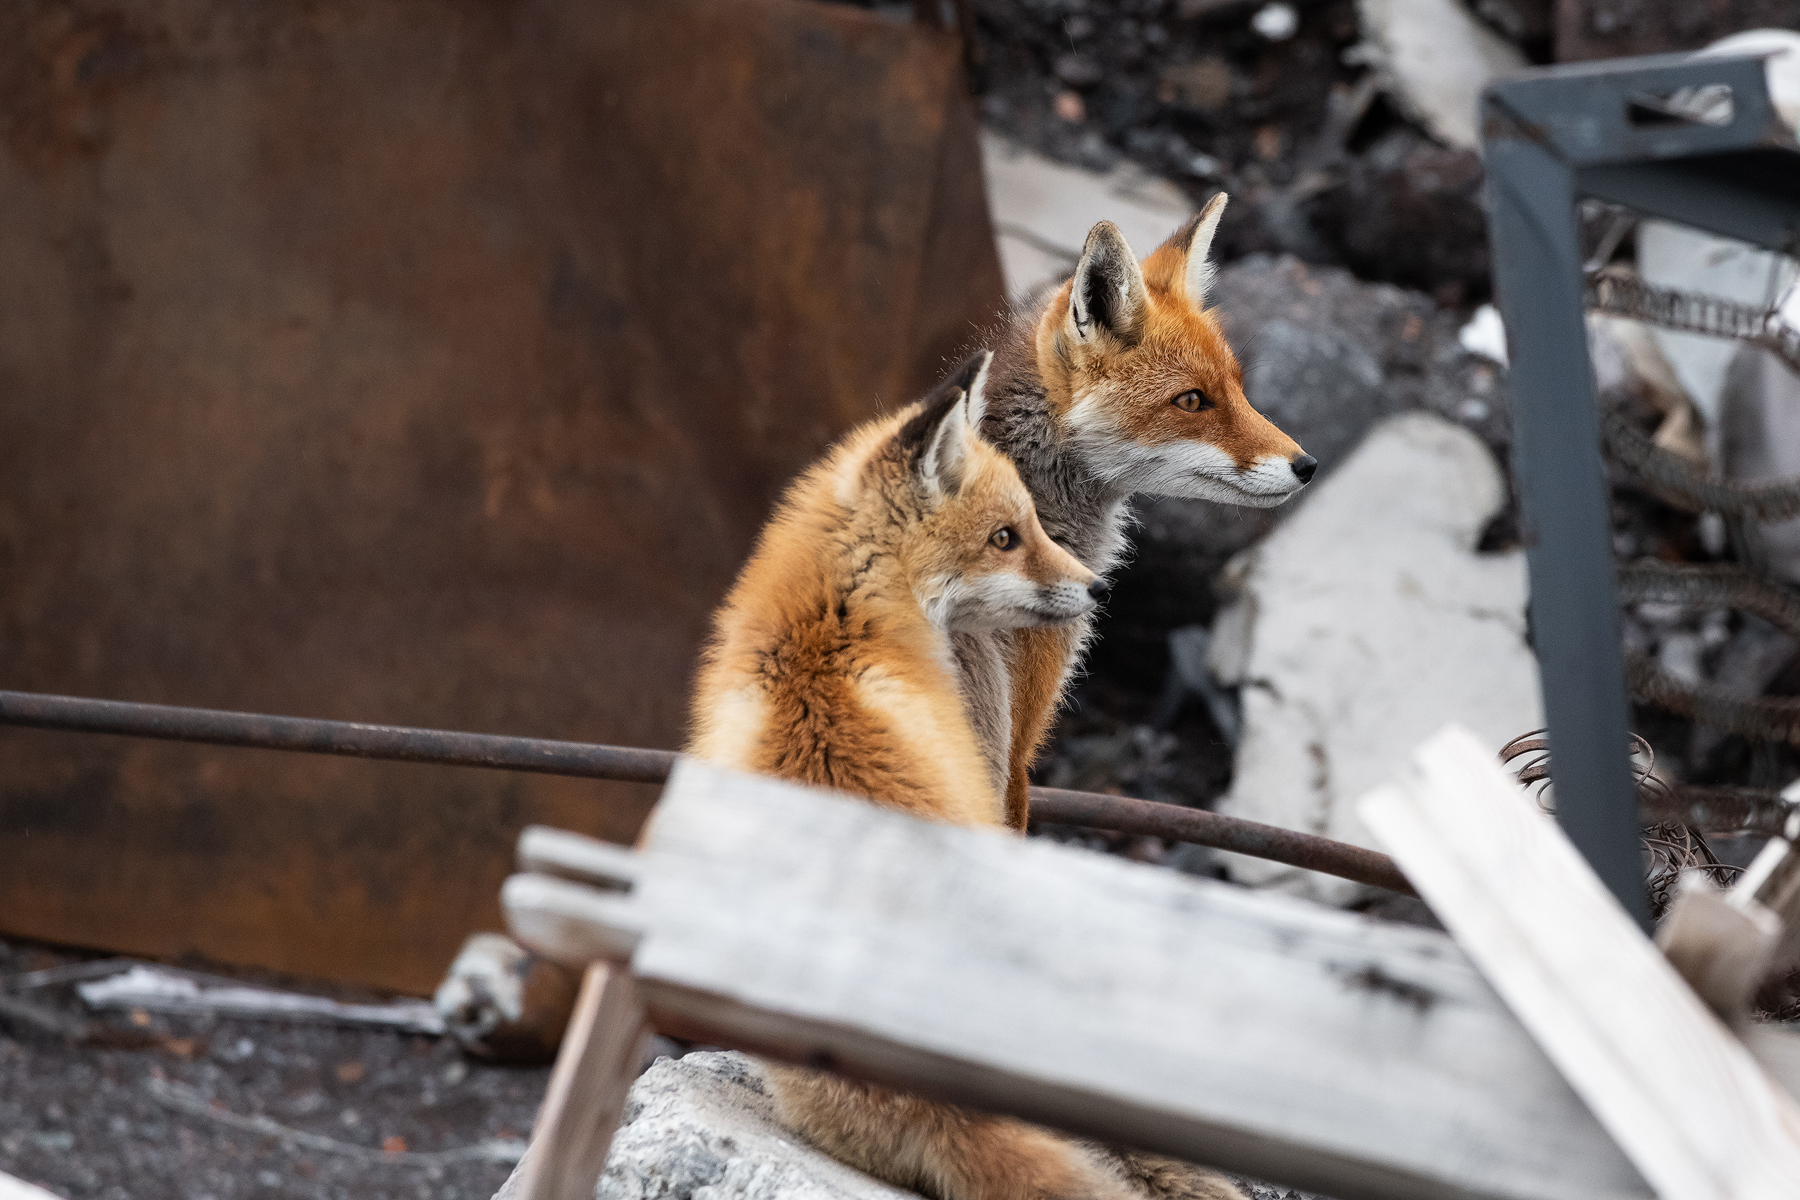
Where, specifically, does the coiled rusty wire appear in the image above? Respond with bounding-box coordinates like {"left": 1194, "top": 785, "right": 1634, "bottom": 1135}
{"left": 1498, "top": 729, "right": 1744, "bottom": 917}
{"left": 1587, "top": 267, "right": 1800, "bottom": 378}
{"left": 1602, "top": 410, "right": 1800, "bottom": 523}
{"left": 1615, "top": 561, "right": 1800, "bottom": 750}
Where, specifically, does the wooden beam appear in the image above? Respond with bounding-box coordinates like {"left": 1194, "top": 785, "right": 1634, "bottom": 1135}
{"left": 512, "top": 962, "right": 648, "bottom": 1200}
{"left": 507, "top": 759, "right": 1688, "bottom": 1200}
{"left": 1360, "top": 726, "right": 1800, "bottom": 1200}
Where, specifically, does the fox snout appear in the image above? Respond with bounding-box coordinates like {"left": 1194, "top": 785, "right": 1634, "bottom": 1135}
{"left": 1024, "top": 536, "right": 1105, "bottom": 623}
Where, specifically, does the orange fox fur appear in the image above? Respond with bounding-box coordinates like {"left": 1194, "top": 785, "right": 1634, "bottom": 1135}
{"left": 687, "top": 351, "right": 1100, "bottom": 823}
{"left": 687, "top": 355, "right": 1244, "bottom": 1200}
{"left": 966, "top": 195, "right": 1314, "bottom": 828}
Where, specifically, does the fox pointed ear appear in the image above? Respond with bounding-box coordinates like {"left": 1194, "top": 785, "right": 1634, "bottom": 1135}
{"left": 923, "top": 350, "right": 993, "bottom": 425}
{"left": 1170, "top": 192, "right": 1227, "bottom": 309}
{"left": 1068, "top": 221, "right": 1148, "bottom": 345}
{"left": 918, "top": 388, "right": 975, "bottom": 497}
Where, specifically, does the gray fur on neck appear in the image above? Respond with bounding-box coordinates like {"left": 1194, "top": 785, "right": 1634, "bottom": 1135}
{"left": 979, "top": 310, "right": 1132, "bottom": 576}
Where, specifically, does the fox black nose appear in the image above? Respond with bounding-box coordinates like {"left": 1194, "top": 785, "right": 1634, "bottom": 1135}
{"left": 1087, "top": 579, "right": 1110, "bottom": 602}
{"left": 1291, "top": 454, "right": 1318, "bottom": 484}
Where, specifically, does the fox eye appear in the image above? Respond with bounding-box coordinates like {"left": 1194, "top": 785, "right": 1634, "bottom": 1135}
{"left": 990, "top": 527, "right": 1018, "bottom": 551}
{"left": 1171, "top": 390, "right": 1211, "bottom": 413}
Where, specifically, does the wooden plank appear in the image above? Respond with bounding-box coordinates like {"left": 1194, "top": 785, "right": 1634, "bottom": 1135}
{"left": 1359, "top": 725, "right": 1800, "bottom": 1200}
{"left": 517, "top": 826, "right": 642, "bottom": 891}
{"left": 512, "top": 758, "right": 1660, "bottom": 1200}
{"left": 513, "top": 962, "right": 648, "bottom": 1200}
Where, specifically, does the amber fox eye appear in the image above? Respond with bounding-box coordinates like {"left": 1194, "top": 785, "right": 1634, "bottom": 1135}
{"left": 990, "top": 527, "right": 1019, "bottom": 551}
{"left": 1171, "top": 390, "right": 1211, "bottom": 413}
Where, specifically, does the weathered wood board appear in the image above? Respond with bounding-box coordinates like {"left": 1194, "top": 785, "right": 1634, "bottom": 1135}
{"left": 502, "top": 759, "right": 1800, "bottom": 1200}
{"left": 1361, "top": 726, "right": 1800, "bottom": 1200}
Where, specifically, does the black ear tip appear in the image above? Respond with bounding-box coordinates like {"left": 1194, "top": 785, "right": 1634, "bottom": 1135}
{"left": 950, "top": 349, "right": 992, "bottom": 393}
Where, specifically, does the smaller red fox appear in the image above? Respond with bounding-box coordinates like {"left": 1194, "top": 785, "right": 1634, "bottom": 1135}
{"left": 687, "top": 350, "right": 1103, "bottom": 826}
{"left": 687, "top": 354, "right": 1243, "bottom": 1200}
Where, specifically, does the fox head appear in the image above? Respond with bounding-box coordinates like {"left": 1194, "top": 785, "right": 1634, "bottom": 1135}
{"left": 890, "top": 352, "right": 1104, "bottom": 632}
{"left": 1041, "top": 195, "right": 1316, "bottom": 507}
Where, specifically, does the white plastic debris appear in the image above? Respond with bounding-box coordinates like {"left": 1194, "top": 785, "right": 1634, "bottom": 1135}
{"left": 1457, "top": 303, "right": 1507, "bottom": 364}
{"left": 77, "top": 964, "right": 445, "bottom": 1035}
{"left": 1251, "top": 2, "right": 1299, "bottom": 41}
{"left": 1353, "top": 0, "right": 1527, "bottom": 151}
{"left": 980, "top": 131, "right": 1194, "bottom": 302}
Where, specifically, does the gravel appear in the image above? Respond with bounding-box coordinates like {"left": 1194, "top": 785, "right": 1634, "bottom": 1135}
{"left": 0, "top": 937, "right": 548, "bottom": 1200}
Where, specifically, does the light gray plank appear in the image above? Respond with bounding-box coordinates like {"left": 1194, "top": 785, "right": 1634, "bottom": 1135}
{"left": 613, "top": 759, "right": 1650, "bottom": 1200}
{"left": 1360, "top": 726, "right": 1800, "bottom": 1200}
{"left": 505, "top": 759, "right": 1800, "bottom": 1200}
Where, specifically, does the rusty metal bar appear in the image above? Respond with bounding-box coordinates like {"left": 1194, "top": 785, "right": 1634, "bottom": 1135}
{"left": 1027, "top": 787, "right": 1417, "bottom": 897}
{"left": 0, "top": 689, "right": 676, "bottom": 784}
{"left": 0, "top": 689, "right": 1416, "bottom": 897}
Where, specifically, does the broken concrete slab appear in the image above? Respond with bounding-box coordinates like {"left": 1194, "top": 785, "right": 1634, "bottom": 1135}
{"left": 980, "top": 131, "right": 1195, "bottom": 302}
{"left": 494, "top": 1051, "right": 1338, "bottom": 1200}
{"left": 1354, "top": 0, "right": 1527, "bottom": 151}
{"left": 1209, "top": 413, "right": 1543, "bottom": 906}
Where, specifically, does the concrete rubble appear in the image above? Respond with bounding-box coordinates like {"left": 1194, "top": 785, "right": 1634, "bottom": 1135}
{"left": 493, "top": 1051, "right": 1334, "bottom": 1200}
{"left": 1208, "top": 413, "right": 1544, "bottom": 905}
{"left": 1351, "top": 0, "right": 1526, "bottom": 151}
{"left": 980, "top": 131, "right": 1195, "bottom": 302}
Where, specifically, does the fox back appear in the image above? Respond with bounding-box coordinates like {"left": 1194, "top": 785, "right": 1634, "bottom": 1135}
{"left": 688, "top": 352, "right": 1100, "bottom": 828}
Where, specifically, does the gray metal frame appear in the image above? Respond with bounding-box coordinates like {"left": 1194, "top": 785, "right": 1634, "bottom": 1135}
{"left": 1483, "top": 53, "right": 1800, "bottom": 926}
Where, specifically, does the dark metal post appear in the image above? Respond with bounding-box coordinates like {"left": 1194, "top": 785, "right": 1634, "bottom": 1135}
{"left": 1482, "top": 53, "right": 1800, "bottom": 928}
{"left": 1484, "top": 125, "right": 1649, "bottom": 927}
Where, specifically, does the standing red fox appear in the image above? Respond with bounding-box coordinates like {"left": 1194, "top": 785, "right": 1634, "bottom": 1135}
{"left": 967, "top": 195, "right": 1316, "bottom": 826}
{"left": 688, "top": 354, "right": 1245, "bottom": 1200}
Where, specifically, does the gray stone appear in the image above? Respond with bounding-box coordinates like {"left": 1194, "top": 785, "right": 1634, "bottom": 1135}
{"left": 597, "top": 1053, "right": 910, "bottom": 1200}
{"left": 1242, "top": 319, "right": 1385, "bottom": 472}
{"left": 488, "top": 1053, "right": 913, "bottom": 1200}
{"left": 492, "top": 1051, "right": 1339, "bottom": 1200}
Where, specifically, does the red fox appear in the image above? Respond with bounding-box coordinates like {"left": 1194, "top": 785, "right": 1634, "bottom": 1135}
{"left": 968, "top": 195, "right": 1315, "bottom": 827}
{"left": 687, "top": 353, "right": 1244, "bottom": 1200}
{"left": 687, "top": 350, "right": 1103, "bottom": 825}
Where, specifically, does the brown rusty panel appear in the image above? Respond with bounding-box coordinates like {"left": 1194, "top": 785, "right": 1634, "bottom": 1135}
{"left": 0, "top": 0, "right": 1004, "bottom": 993}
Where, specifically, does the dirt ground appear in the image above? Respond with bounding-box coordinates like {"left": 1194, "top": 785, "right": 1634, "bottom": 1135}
{"left": 0, "top": 936, "right": 548, "bottom": 1200}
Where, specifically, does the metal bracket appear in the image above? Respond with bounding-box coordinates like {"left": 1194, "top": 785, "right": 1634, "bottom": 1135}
{"left": 1483, "top": 53, "right": 1800, "bottom": 928}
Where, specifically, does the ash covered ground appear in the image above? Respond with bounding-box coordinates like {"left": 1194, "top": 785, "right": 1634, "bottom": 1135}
{"left": 0, "top": 938, "right": 546, "bottom": 1200}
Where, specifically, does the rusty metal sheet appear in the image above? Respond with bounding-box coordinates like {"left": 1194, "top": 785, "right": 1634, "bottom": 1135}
{"left": 0, "top": 0, "right": 1005, "bottom": 993}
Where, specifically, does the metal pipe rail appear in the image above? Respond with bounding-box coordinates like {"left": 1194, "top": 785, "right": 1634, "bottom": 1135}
{"left": 0, "top": 689, "right": 1416, "bottom": 897}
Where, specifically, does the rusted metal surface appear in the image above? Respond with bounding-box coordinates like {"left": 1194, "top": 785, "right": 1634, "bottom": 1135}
{"left": 0, "top": 690, "right": 1419, "bottom": 899}
{"left": 0, "top": 0, "right": 1004, "bottom": 993}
